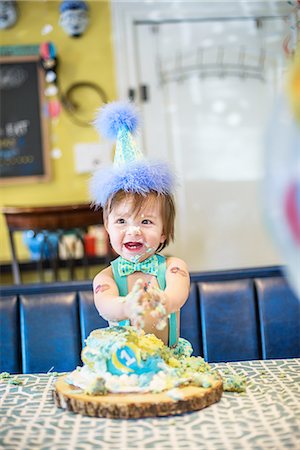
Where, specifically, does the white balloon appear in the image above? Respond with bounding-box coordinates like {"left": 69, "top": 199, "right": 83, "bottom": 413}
{"left": 45, "top": 85, "right": 58, "bottom": 97}
{"left": 46, "top": 71, "right": 56, "bottom": 83}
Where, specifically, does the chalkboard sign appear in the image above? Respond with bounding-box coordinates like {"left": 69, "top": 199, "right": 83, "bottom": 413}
{"left": 0, "top": 55, "right": 50, "bottom": 184}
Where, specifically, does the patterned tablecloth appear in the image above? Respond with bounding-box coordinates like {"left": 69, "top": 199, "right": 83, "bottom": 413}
{"left": 0, "top": 359, "right": 299, "bottom": 450}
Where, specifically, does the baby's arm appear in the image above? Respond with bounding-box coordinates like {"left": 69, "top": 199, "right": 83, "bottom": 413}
{"left": 93, "top": 266, "right": 144, "bottom": 323}
{"left": 145, "top": 256, "right": 189, "bottom": 317}
{"left": 93, "top": 267, "right": 125, "bottom": 322}
{"left": 164, "top": 256, "right": 190, "bottom": 313}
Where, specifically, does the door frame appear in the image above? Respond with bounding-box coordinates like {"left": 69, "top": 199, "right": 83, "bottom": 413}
{"left": 110, "top": 1, "right": 298, "bottom": 101}
{"left": 110, "top": 1, "right": 299, "bottom": 266}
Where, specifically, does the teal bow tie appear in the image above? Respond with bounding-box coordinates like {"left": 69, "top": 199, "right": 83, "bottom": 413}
{"left": 118, "top": 254, "right": 159, "bottom": 277}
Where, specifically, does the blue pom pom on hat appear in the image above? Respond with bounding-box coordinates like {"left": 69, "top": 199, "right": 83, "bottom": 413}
{"left": 93, "top": 101, "right": 139, "bottom": 140}
{"left": 90, "top": 101, "right": 175, "bottom": 207}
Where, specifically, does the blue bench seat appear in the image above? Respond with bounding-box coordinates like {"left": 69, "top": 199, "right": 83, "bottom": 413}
{"left": 1, "top": 266, "right": 299, "bottom": 374}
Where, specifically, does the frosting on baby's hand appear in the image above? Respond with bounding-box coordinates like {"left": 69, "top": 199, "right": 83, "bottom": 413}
{"left": 123, "top": 280, "right": 168, "bottom": 331}
{"left": 143, "top": 285, "right": 168, "bottom": 330}
{"left": 123, "top": 279, "right": 145, "bottom": 330}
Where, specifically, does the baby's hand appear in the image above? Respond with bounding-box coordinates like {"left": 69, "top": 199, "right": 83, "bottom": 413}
{"left": 123, "top": 279, "right": 146, "bottom": 329}
{"left": 123, "top": 280, "right": 169, "bottom": 331}
{"left": 144, "top": 286, "right": 168, "bottom": 330}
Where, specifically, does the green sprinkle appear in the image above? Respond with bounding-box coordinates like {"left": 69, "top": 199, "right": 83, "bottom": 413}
{"left": 84, "top": 377, "right": 107, "bottom": 395}
{"left": 8, "top": 377, "right": 23, "bottom": 385}
{"left": 223, "top": 374, "right": 247, "bottom": 393}
{"left": 0, "top": 372, "right": 11, "bottom": 379}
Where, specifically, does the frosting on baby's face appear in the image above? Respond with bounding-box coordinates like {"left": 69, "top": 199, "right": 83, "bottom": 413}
{"left": 126, "top": 225, "right": 141, "bottom": 236}
{"left": 106, "top": 196, "right": 166, "bottom": 262}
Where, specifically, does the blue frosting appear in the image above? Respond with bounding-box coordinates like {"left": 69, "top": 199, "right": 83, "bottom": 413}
{"left": 107, "top": 344, "right": 164, "bottom": 376}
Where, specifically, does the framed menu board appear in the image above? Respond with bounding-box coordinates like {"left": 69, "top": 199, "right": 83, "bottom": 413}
{"left": 0, "top": 54, "right": 50, "bottom": 184}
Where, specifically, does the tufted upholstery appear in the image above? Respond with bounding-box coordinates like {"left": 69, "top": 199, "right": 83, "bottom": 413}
{"left": 0, "top": 266, "right": 299, "bottom": 374}
{"left": 199, "top": 279, "right": 261, "bottom": 362}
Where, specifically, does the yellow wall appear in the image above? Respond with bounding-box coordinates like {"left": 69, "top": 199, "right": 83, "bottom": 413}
{"left": 0, "top": 0, "right": 116, "bottom": 263}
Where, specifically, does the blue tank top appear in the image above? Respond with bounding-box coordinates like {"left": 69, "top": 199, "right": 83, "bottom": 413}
{"left": 110, "top": 254, "right": 177, "bottom": 347}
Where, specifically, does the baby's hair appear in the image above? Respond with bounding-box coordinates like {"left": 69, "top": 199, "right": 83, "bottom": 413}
{"left": 103, "top": 190, "right": 176, "bottom": 251}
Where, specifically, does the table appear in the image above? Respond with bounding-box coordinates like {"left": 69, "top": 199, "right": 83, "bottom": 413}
{"left": 0, "top": 359, "right": 299, "bottom": 450}
{"left": 2, "top": 204, "right": 110, "bottom": 284}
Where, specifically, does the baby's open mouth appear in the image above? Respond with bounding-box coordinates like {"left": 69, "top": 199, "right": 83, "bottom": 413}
{"left": 124, "top": 242, "right": 143, "bottom": 250}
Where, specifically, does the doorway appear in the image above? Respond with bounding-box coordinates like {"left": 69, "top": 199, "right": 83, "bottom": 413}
{"left": 111, "top": 1, "right": 298, "bottom": 270}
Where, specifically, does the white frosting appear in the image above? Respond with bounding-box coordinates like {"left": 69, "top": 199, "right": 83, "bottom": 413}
{"left": 66, "top": 364, "right": 186, "bottom": 394}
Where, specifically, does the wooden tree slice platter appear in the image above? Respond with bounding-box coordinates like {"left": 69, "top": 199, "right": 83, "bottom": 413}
{"left": 53, "top": 375, "right": 223, "bottom": 419}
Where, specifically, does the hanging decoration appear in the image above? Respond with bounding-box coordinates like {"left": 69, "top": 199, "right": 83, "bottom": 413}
{"left": 61, "top": 81, "right": 107, "bottom": 127}
{"left": 0, "top": 0, "right": 18, "bottom": 29}
{"left": 59, "top": 0, "right": 89, "bottom": 38}
{"left": 39, "top": 41, "right": 107, "bottom": 125}
{"left": 264, "top": 47, "right": 300, "bottom": 299}
{"left": 39, "top": 42, "right": 61, "bottom": 118}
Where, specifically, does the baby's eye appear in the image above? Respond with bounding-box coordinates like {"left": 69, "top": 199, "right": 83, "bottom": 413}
{"left": 141, "top": 219, "right": 152, "bottom": 225}
{"left": 116, "top": 218, "right": 125, "bottom": 224}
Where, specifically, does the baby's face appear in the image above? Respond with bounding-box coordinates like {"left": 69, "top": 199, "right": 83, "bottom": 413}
{"left": 106, "top": 196, "right": 166, "bottom": 262}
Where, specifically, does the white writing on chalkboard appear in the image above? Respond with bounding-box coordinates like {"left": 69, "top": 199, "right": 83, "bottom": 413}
{"left": 0, "top": 66, "right": 28, "bottom": 89}
{"left": 0, "top": 120, "right": 30, "bottom": 138}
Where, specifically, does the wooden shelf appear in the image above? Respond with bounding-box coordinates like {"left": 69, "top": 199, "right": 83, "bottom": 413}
{"left": 2, "top": 203, "right": 113, "bottom": 284}
{"left": 0, "top": 256, "right": 108, "bottom": 274}
{"left": 2, "top": 203, "right": 103, "bottom": 230}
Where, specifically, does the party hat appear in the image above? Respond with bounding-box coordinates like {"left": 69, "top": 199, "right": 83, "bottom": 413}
{"left": 90, "top": 101, "right": 175, "bottom": 207}
{"left": 94, "top": 101, "right": 143, "bottom": 167}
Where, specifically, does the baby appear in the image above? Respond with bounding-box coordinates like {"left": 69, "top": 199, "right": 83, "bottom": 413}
{"left": 93, "top": 190, "right": 190, "bottom": 346}
{"left": 90, "top": 101, "right": 190, "bottom": 347}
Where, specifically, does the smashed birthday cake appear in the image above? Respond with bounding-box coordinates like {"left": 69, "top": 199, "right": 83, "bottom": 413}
{"left": 54, "top": 326, "right": 223, "bottom": 418}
